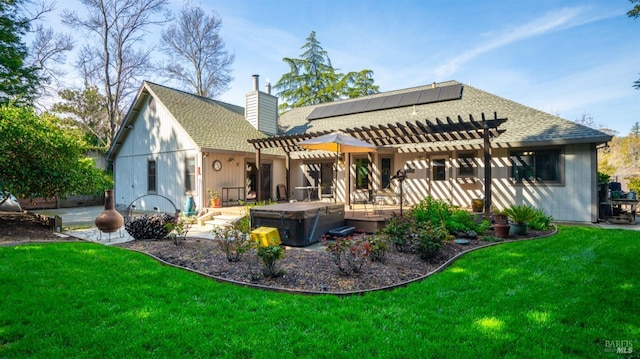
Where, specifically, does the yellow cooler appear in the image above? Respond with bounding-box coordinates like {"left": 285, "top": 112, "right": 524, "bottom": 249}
{"left": 250, "top": 227, "right": 282, "bottom": 247}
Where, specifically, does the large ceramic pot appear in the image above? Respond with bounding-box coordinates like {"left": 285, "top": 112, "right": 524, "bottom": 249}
{"left": 509, "top": 223, "right": 528, "bottom": 235}
{"left": 494, "top": 223, "right": 511, "bottom": 238}
{"left": 95, "top": 189, "right": 124, "bottom": 233}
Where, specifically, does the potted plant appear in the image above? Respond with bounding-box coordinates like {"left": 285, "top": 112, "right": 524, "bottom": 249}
{"left": 492, "top": 208, "right": 510, "bottom": 238}
{"left": 503, "top": 204, "right": 536, "bottom": 235}
{"left": 208, "top": 189, "right": 221, "bottom": 208}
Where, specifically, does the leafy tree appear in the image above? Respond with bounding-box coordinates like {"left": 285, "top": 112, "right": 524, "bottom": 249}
{"left": 0, "top": 103, "right": 112, "bottom": 203}
{"left": 62, "top": 0, "right": 170, "bottom": 145}
{"left": 51, "top": 85, "right": 110, "bottom": 148}
{"left": 159, "top": 3, "right": 234, "bottom": 98}
{"left": 0, "top": 0, "right": 39, "bottom": 106}
{"left": 629, "top": 0, "right": 640, "bottom": 89}
{"left": 274, "top": 31, "right": 378, "bottom": 112}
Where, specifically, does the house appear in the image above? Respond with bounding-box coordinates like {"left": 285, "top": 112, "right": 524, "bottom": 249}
{"left": 106, "top": 76, "right": 284, "bottom": 213}
{"left": 249, "top": 80, "right": 612, "bottom": 223}
{"left": 108, "top": 78, "right": 611, "bottom": 223}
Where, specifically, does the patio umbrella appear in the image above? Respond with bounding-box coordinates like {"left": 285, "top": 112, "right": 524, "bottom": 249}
{"left": 298, "top": 132, "right": 376, "bottom": 202}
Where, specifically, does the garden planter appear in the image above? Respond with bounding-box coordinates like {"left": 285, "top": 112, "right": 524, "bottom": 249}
{"left": 509, "top": 223, "right": 528, "bottom": 235}
{"left": 494, "top": 223, "right": 510, "bottom": 238}
{"left": 211, "top": 198, "right": 221, "bottom": 208}
{"left": 471, "top": 198, "right": 484, "bottom": 212}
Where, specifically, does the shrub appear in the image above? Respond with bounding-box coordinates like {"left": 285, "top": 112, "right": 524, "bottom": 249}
{"left": 256, "top": 245, "right": 285, "bottom": 277}
{"left": 366, "top": 235, "right": 388, "bottom": 263}
{"left": 212, "top": 227, "right": 250, "bottom": 262}
{"left": 125, "top": 213, "right": 175, "bottom": 240}
{"left": 529, "top": 208, "right": 554, "bottom": 230}
{"left": 321, "top": 235, "right": 371, "bottom": 276}
{"left": 379, "top": 212, "right": 414, "bottom": 252}
{"left": 165, "top": 216, "right": 194, "bottom": 245}
{"left": 412, "top": 196, "right": 490, "bottom": 234}
{"left": 503, "top": 205, "right": 537, "bottom": 225}
{"left": 414, "top": 223, "right": 451, "bottom": 261}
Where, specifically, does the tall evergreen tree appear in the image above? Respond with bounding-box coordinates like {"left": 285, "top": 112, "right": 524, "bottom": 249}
{"left": 274, "top": 31, "right": 378, "bottom": 113}
{"left": 0, "top": 0, "right": 39, "bottom": 105}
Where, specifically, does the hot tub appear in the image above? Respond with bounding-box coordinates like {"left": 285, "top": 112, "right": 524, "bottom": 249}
{"left": 250, "top": 202, "right": 345, "bottom": 247}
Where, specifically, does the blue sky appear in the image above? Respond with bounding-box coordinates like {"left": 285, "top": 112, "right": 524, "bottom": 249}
{"left": 182, "top": 0, "right": 638, "bottom": 135}
{"left": 49, "top": 0, "right": 638, "bottom": 135}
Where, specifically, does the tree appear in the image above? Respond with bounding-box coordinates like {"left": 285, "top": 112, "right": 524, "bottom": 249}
{"left": 159, "top": 3, "right": 234, "bottom": 98}
{"left": 0, "top": 0, "right": 39, "bottom": 106}
{"left": 274, "top": 31, "right": 378, "bottom": 112}
{"left": 52, "top": 85, "right": 110, "bottom": 148}
{"left": 0, "top": 103, "right": 112, "bottom": 203}
{"left": 62, "top": 0, "right": 170, "bottom": 145}
{"left": 629, "top": 0, "right": 640, "bottom": 89}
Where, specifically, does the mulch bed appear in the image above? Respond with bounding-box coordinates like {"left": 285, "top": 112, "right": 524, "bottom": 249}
{"left": 116, "top": 229, "right": 554, "bottom": 295}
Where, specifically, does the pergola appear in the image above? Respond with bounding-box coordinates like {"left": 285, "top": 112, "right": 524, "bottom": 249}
{"left": 248, "top": 112, "right": 507, "bottom": 217}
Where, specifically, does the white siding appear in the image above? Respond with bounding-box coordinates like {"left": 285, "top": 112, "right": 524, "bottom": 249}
{"left": 113, "top": 96, "right": 199, "bottom": 213}
{"left": 244, "top": 91, "right": 278, "bottom": 135}
{"left": 288, "top": 143, "right": 597, "bottom": 222}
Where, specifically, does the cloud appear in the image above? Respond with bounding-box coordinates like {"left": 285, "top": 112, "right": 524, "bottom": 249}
{"left": 434, "top": 6, "right": 606, "bottom": 78}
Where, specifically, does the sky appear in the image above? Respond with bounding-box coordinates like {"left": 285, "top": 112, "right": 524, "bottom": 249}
{"left": 51, "top": 0, "right": 640, "bottom": 135}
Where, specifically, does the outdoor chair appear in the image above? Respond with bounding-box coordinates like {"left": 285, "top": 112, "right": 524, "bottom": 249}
{"left": 320, "top": 186, "right": 335, "bottom": 202}
{"left": 351, "top": 190, "right": 373, "bottom": 217}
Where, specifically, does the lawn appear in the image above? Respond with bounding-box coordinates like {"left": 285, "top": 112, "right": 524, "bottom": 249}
{"left": 0, "top": 226, "right": 638, "bottom": 358}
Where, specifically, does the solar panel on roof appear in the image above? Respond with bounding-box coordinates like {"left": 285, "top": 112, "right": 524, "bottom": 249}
{"left": 417, "top": 88, "right": 440, "bottom": 103}
{"left": 381, "top": 93, "right": 403, "bottom": 108}
{"left": 306, "top": 83, "right": 463, "bottom": 121}
{"left": 437, "top": 84, "right": 463, "bottom": 101}
{"left": 348, "top": 98, "right": 370, "bottom": 113}
{"left": 397, "top": 91, "right": 421, "bottom": 107}
{"left": 363, "top": 96, "right": 386, "bottom": 112}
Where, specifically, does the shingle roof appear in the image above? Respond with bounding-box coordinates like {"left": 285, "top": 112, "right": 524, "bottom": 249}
{"left": 143, "top": 81, "right": 280, "bottom": 153}
{"left": 278, "top": 80, "right": 612, "bottom": 148}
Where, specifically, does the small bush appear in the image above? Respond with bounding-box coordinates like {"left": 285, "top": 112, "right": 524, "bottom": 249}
{"left": 379, "top": 213, "right": 414, "bottom": 252}
{"left": 165, "top": 216, "right": 194, "bottom": 245}
{"left": 503, "top": 204, "right": 537, "bottom": 225}
{"left": 367, "top": 235, "right": 388, "bottom": 263}
{"left": 256, "top": 245, "right": 285, "bottom": 277}
{"left": 212, "top": 227, "right": 250, "bottom": 262}
{"left": 321, "top": 236, "right": 371, "bottom": 276}
{"left": 414, "top": 223, "right": 450, "bottom": 261}
{"left": 529, "top": 208, "right": 554, "bottom": 230}
{"left": 125, "top": 213, "right": 175, "bottom": 240}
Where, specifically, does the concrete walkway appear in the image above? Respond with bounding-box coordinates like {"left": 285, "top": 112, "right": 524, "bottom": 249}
{"left": 32, "top": 206, "right": 240, "bottom": 245}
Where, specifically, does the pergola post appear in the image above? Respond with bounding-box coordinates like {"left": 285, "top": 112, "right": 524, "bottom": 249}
{"left": 285, "top": 153, "right": 291, "bottom": 201}
{"left": 483, "top": 113, "right": 493, "bottom": 219}
{"left": 255, "top": 149, "right": 262, "bottom": 201}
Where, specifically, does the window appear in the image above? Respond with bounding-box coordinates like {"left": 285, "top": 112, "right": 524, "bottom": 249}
{"left": 147, "top": 160, "right": 157, "bottom": 192}
{"left": 511, "top": 149, "right": 561, "bottom": 182}
{"left": 355, "top": 158, "right": 370, "bottom": 190}
{"left": 458, "top": 153, "right": 476, "bottom": 177}
{"left": 185, "top": 157, "right": 196, "bottom": 194}
{"left": 432, "top": 158, "right": 446, "bottom": 181}
{"left": 381, "top": 157, "right": 392, "bottom": 189}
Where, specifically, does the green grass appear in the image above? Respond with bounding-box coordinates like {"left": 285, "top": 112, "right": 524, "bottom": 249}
{"left": 0, "top": 226, "right": 638, "bottom": 358}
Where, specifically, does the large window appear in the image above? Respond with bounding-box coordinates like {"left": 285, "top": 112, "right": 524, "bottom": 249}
{"left": 147, "top": 160, "right": 157, "bottom": 192}
{"left": 457, "top": 153, "right": 476, "bottom": 177}
{"left": 511, "top": 149, "right": 561, "bottom": 182}
{"left": 432, "top": 158, "right": 446, "bottom": 181}
{"left": 355, "top": 158, "right": 370, "bottom": 190}
{"left": 185, "top": 157, "right": 196, "bottom": 194}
